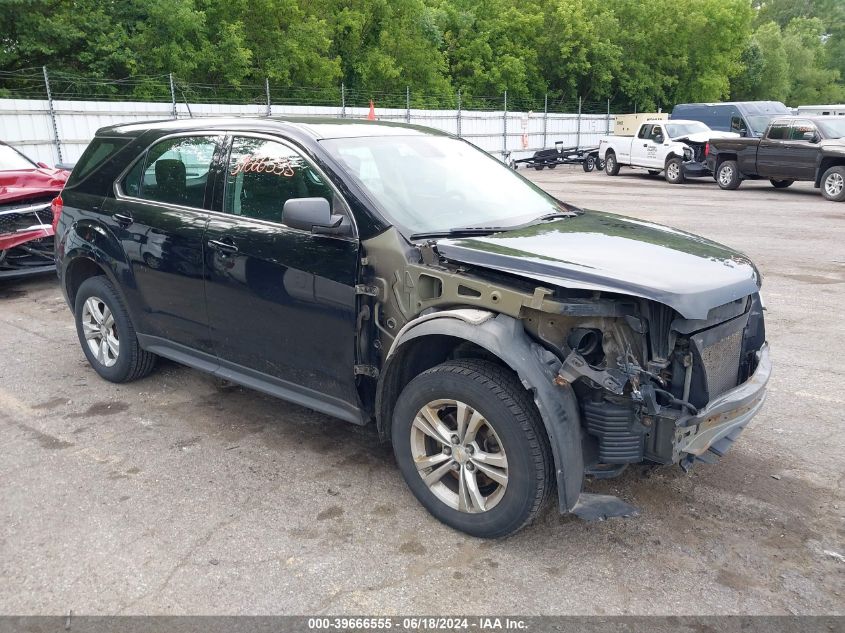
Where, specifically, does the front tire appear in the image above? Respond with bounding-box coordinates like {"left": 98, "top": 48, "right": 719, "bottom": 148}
{"left": 605, "top": 152, "right": 620, "bottom": 176}
{"left": 74, "top": 276, "right": 156, "bottom": 383}
{"left": 770, "top": 179, "right": 793, "bottom": 189}
{"left": 582, "top": 156, "right": 596, "bottom": 172}
{"left": 392, "top": 360, "right": 553, "bottom": 538}
{"left": 665, "top": 157, "right": 685, "bottom": 184}
{"left": 821, "top": 166, "right": 845, "bottom": 201}
{"left": 717, "top": 160, "right": 741, "bottom": 190}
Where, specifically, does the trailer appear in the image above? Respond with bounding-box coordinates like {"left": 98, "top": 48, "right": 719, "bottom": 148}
{"left": 508, "top": 143, "right": 605, "bottom": 172}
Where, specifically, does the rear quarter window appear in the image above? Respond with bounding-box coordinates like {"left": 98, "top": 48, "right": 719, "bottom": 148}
{"left": 66, "top": 138, "right": 128, "bottom": 186}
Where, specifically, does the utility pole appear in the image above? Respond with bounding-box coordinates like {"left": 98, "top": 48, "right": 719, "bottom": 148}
{"left": 265, "top": 78, "right": 271, "bottom": 117}
{"left": 406, "top": 86, "right": 411, "bottom": 124}
{"left": 456, "top": 90, "right": 462, "bottom": 138}
{"left": 503, "top": 90, "right": 508, "bottom": 154}
{"left": 341, "top": 82, "right": 346, "bottom": 119}
{"left": 543, "top": 93, "right": 548, "bottom": 149}
{"left": 42, "top": 66, "right": 62, "bottom": 164}
{"left": 576, "top": 95, "right": 582, "bottom": 148}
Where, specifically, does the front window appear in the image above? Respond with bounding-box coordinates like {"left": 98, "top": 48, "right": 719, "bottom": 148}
{"left": 818, "top": 118, "right": 845, "bottom": 138}
{"left": 766, "top": 121, "right": 790, "bottom": 140}
{"left": 321, "top": 136, "right": 567, "bottom": 236}
{"left": 665, "top": 122, "right": 710, "bottom": 138}
{"left": 0, "top": 144, "right": 36, "bottom": 171}
{"left": 224, "top": 137, "right": 334, "bottom": 223}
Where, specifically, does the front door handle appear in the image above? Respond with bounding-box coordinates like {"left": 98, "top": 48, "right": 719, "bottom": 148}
{"left": 207, "top": 239, "right": 238, "bottom": 254}
{"left": 113, "top": 212, "right": 133, "bottom": 226}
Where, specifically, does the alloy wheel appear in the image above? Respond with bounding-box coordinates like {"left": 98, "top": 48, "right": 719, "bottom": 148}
{"left": 410, "top": 399, "right": 508, "bottom": 513}
{"left": 719, "top": 165, "right": 734, "bottom": 186}
{"left": 825, "top": 172, "right": 844, "bottom": 197}
{"left": 81, "top": 296, "right": 119, "bottom": 367}
{"left": 667, "top": 162, "right": 680, "bottom": 181}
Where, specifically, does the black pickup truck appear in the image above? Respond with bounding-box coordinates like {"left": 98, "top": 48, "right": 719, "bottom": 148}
{"left": 706, "top": 116, "right": 845, "bottom": 201}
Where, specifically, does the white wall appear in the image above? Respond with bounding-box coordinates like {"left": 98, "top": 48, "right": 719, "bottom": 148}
{"left": 0, "top": 98, "right": 612, "bottom": 165}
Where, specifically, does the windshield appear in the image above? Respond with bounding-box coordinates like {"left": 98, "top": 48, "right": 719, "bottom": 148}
{"left": 665, "top": 122, "right": 709, "bottom": 137}
{"left": 0, "top": 144, "right": 36, "bottom": 171}
{"left": 747, "top": 116, "right": 774, "bottom": 135}
{"left": 320, "top": 135, "right": 568, "bottom": 236}
{"left": 817, "top": 118, "right": 845, "bottom": 138}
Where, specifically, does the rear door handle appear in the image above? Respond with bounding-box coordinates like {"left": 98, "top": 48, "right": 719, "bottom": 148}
{"left": 113, "top": 212, "right": 133, "bottom": 226}
{"left": 207, "top": 238, "right": 238, "bottom": 254}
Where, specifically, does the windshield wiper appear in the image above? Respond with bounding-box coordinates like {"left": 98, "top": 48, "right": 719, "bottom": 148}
{"left": 410, "top": 210, "right": 580, "bottom": 241}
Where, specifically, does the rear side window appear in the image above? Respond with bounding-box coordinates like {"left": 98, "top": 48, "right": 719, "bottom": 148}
{"left": 223, "top": 136, "right": 333, "bottom": 224}
{"left": 766, "top": 121, "right": 790, "bottom": 140}
{"left": 122, "top": 136, "right": 218, "bottom": 208}
{"left": 67, "top": 138, "right": 127, "bottom": 185}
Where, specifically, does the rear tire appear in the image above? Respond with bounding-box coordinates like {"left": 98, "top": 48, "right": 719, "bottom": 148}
{"left": 605, "top": 152, "right": 620, "bottom": 176}
{"left": 582, "top": 157, "right": 596, "bottom": 172}
{"left": 74, "top": 276, "right": 156, "bottom": 383}
{"left": 717, "top": 160, "right": 741, "bottom": 190}
{"left": 665, "top": 157, "right": 685, "bottom": 184}
{"left": 821, "top": 166, "right": 845, "bottom": 201}
{"left": 392, "top": 359, "right": 553, "bottom": 538}
{"left": 770, "top": 179, "right": 793, "bottom": 189}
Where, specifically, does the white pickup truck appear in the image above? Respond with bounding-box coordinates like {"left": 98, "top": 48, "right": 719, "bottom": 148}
{"left": 599, "top": 120, "right": 738, "bottom": 184}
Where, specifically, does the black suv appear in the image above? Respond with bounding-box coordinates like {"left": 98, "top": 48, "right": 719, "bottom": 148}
{"left": 56, "top": 118, "right": 771, "bottom": 537}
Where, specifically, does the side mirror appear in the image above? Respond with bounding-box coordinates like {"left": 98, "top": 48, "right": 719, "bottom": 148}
{"left": 802, "top": 131, "right": 818, "bottom": 142}
{"left": 739, "top": 129, "right": 748, "bottom": 137}
{"left": 654, "top": 135, "right": 664, "bottom": 144}
{"left": 36, "top": 161, "right": 50, "bottom": 169}
{"left": 282, "top": 197, "right": 348, "bottom": 235}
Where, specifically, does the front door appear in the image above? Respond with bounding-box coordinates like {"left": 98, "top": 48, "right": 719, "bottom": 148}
{"left": 203, "top": 134, "right": 362, "bottom": 420}
{"left": 631, "top": 124, "right": 665, "bottom": 169}
{"left": 757, "top": 120, "right": 790, "bottom": 178}
{"left": 784, "top": 119, "right": 820, "bottom": 180}
{"left": 107, "top": 133, "right": 222, "bottom": 353}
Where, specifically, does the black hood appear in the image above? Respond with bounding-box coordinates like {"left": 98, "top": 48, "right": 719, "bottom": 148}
{"left": 434, "top": 211, "right": 760, "bottom": 319}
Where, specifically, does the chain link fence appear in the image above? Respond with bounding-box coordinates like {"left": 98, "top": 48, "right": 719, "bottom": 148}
{"left": 1, "top": 67, "right": 623, "bottom": 165}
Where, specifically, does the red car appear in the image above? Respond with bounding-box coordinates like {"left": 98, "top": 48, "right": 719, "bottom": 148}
{"left": 0, "top": 141, "right": 69, "bottom": 279}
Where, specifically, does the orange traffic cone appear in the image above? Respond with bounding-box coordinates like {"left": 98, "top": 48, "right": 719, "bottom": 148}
{"left": 367, "top": 100, "right": 376, "bottom": 120}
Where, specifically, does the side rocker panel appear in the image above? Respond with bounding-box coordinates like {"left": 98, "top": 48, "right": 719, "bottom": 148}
{"left": 377, "top": 310, "right": 584, "bottom": 513}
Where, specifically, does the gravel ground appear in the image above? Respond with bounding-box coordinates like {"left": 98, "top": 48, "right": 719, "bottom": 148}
{"left": 0, "top": 166, "right": 842, "bottom": 615}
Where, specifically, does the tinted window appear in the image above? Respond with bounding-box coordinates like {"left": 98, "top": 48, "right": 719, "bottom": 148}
{"left": 224, "top": 137, "right": 333, "bottom": 224}
{"left": 766, "top": 122, "right": 790, "bottom": 140}
{"left": 789, "top": 120, "right": 817, "bottom": 141}
{"left": 67, "top": 138, "right": 127, "bottom": 185}
{"left": 133, "top": 136, "right": 217, "bottom": 207}
{"left": 638, "top": 125, "right": 652, "bottom": 139}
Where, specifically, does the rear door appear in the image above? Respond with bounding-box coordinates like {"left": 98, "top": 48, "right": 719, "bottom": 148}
{"left": 202, "top": 133, "right": 362, "bottom": 420}
{"left": 107, "top": 133, "right": 223, "bottom": 353}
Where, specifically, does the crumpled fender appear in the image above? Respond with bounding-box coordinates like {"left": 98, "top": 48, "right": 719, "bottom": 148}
{"left": 379, "top": 308, "right": 584, "bottom": 513}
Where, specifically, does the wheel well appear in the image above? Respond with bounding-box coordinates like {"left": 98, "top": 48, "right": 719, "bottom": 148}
{"left": 715, "top": 153, "right": 737, "bottom": 168}
{"left": 665, "top": 153, "right": 682, "bottom": 166}
{"left": 65, "top": 257, "right": 106, "bottom": 305}
{"left": 376, "top": 334, "right": 508, "bottom": 439}
{"left": 817, "top": 157, "right": 845, "bottom": 186}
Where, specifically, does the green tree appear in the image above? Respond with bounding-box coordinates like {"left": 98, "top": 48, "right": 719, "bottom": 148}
{"left": 731, "top": 21, "right": 790, "bottom": 101}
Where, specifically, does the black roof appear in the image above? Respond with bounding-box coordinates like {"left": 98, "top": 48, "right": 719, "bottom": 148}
{"left": 97, "top": 116, "right": 450, "bottom": 140}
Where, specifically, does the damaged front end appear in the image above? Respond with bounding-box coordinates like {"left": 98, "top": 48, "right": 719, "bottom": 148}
{"left": 0, "top": 199, "right": 56, "bottom": 279}
{"left": 551, "top": 293, "right": 770, "bottom": 473}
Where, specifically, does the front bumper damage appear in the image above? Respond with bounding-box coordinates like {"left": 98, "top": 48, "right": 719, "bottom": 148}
{"left": 676, "top": 342, "right": 771, "bottom": 468}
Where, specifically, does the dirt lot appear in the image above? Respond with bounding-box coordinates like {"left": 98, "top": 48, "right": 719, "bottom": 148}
{"left": 1, "top": 167, "right": 843, "bottom": 615}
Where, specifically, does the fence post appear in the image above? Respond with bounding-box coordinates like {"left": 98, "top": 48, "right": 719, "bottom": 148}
{"left": 456, "top": 89, "right": 462, "bottom": 138}
{"left": 341, "top": 82, "right": 346, "bottom": 119}
{"left": 406, "top": 86, "right": 411, "bottom": 124}
{"left": 607, "top": 98, "right": 611, "bottom": 135}
{"left": 41, "top": 66, "right": 63, "bottom": 164}
{"left": 265, "top": 78, "right": 271, "bottom": 117}
{"left": 502, "top": 90, "right": 508, "bottom": 155}
{"left": 542, "top": 93, "right": 548, "bottom": 149}
{"left": 169, "top": 73, "right": 177, "bottom": 118}
{"left": 576, "top": 95, "right": 582, "bottom": 149}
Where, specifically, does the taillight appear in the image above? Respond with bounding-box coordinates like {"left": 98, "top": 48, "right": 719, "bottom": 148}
{"left": 51, "top": 195, "right": 63, "bottom": 232}
{"left": 704, "top": 142, "right": 710, "bottom": 157}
